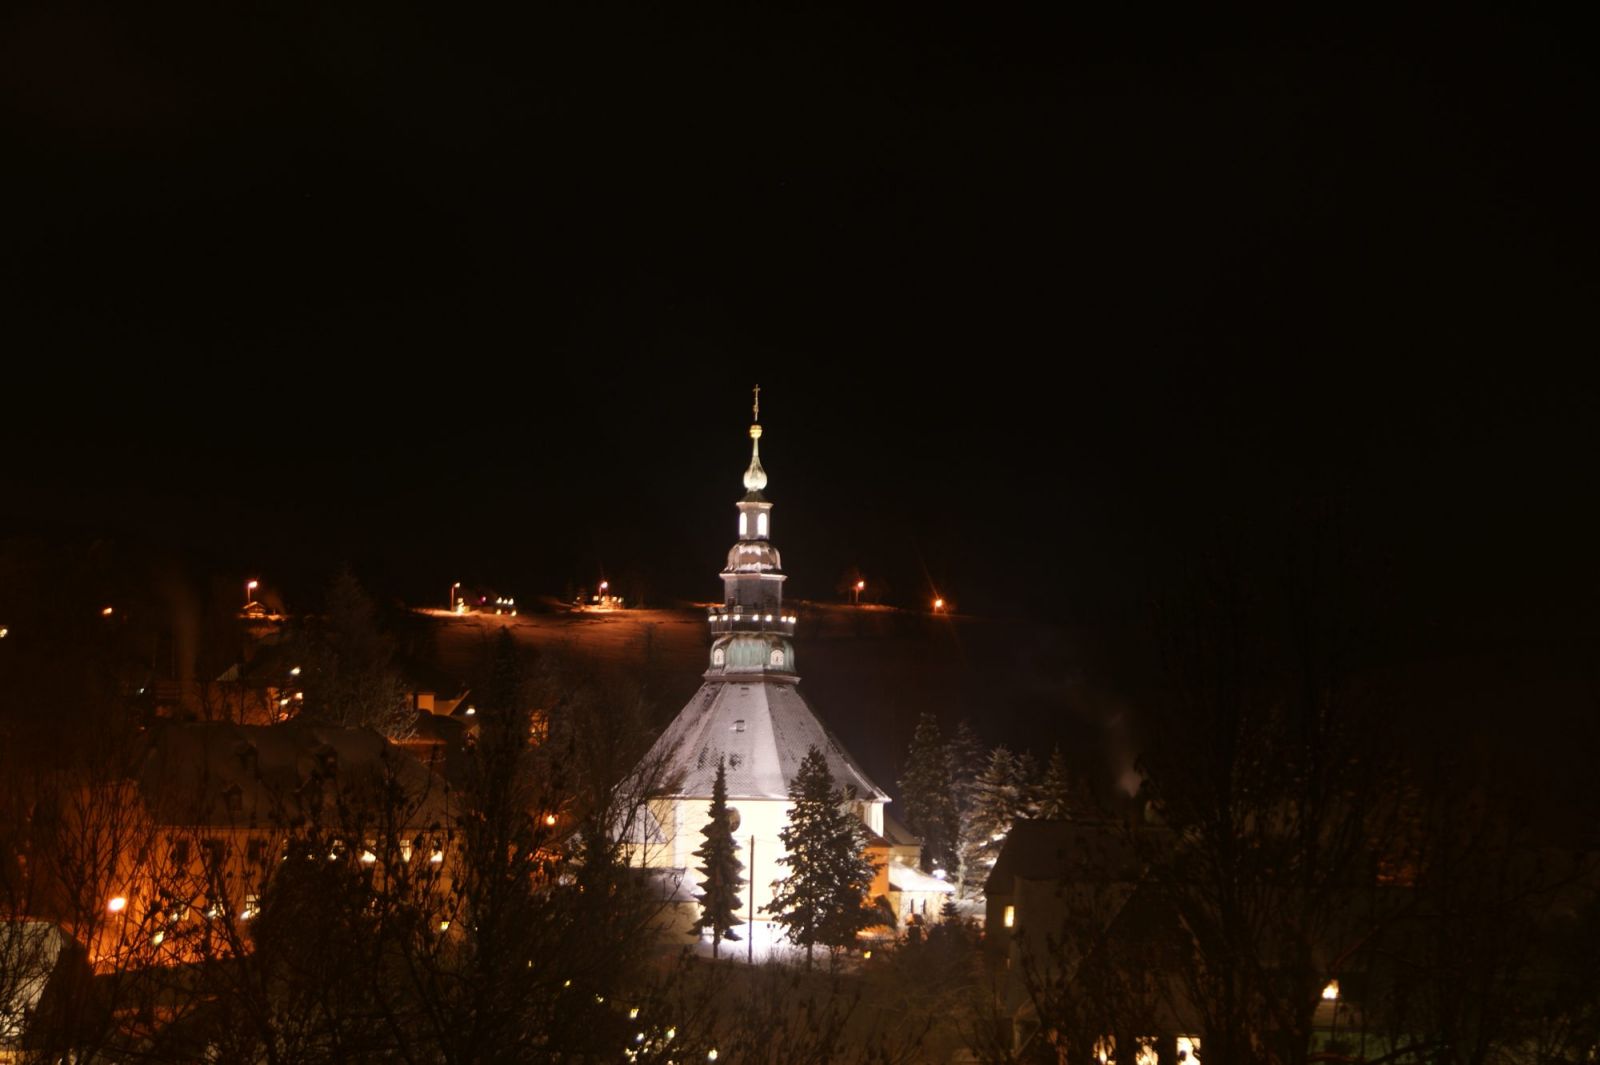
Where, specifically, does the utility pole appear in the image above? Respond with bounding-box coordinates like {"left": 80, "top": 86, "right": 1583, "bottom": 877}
{"left": 748, "top": 835, "right": 756, "bottom": 965}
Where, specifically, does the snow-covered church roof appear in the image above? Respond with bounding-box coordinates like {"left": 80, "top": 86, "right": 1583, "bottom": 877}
{"left": 641, "top": 678, "right": 886, "bottom": 802}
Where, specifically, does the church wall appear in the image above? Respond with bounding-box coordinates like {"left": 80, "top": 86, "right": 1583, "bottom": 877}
{"left": 648, "top": 796, "right": 886, "bottom": 924}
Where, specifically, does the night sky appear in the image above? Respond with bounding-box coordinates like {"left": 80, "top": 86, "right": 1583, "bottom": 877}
{"left": 4, "top": 8, "right": 1597, "bottom": 733}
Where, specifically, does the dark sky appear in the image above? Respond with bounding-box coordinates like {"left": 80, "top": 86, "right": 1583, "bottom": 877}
{"left": 3, "top": 7, "right": 1597, "bottom": 687}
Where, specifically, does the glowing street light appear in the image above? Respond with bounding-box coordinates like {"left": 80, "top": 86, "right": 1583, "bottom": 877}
{"left": 450, "top": 581, "right": 461, "bottom": 611}
{"left": 245, "top": 579, "right": 259, "bottom": 607}
{"left": 107, "top": 896, "right": 128, "bottom": 914}
{"left": 1322, "top": 979, "right": 1340, "bottom": 1001}
{"left": 853, "top": 579, "right": 865, "bottom": 605}
{"left": 932, "top": 597, "right": 945, "bottom": 612}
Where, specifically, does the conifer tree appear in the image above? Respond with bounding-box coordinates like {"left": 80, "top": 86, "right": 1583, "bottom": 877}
{"left": 960, "top": 745, "right": 1024, "bottom": 897}
{"left": 947, "top": 719, "right": 985, "bottom": 890}
{"left": 1015, "top": 750, "right": 1042, "bottom": 821}
{"left": 1037, "top": 745, "right": 1077, "bottom": 820}
{"left": 691, "top": 758, "right": 744, "bottom": 957}
{"left": 897, "top": 713, "right": 959, "bottom": 874}
{"left": 767, "top": 746, "right": 877, "bottom": 967}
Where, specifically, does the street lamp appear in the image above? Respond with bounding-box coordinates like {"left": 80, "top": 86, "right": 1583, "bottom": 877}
{"left": 245, "top": 579, "right": 259, "bottom": 607}
{"left": 853, "top": 579, "right": 864, "bottom": 605}
{"left": 450, "top": 582, "right": 461, "bottom": 612}
{"left": 932, "top": 597, "right": 945, "bottom": 612}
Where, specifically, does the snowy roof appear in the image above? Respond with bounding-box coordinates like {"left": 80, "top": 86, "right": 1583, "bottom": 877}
{"left": 132, "top": 721, "right": 454, "bottom": 829}
{"left": 639, "top": 679, "right": 888, "bottom": 802}
{"left": 887, "top": 861, "right": 955, "bottom": 895}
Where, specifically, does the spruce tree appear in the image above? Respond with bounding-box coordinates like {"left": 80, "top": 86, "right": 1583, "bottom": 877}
{"left": 898, "top": 713, "right": 959, "bottom": 874}
{"left": 1037, "top": 745, "right": 1077, "bottom": 820}
{"left": 960, "top": 745, "right": 1024, "bottom": 898}
{"left": 766, "top": 746, "right": 878, "bottom": 967}
{"left": 947, "top": 719, "right": 985, "bottom": 892}
{"left": 1015, "top": 750, "right": 1042, "bottom": 822}
{"left": 691, "top": 758, "right": 745, "bottom": 957}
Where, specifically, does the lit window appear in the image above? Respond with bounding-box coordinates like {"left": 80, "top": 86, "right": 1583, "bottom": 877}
{"left": 1135, "top": 1038, "right": 1158, "bottom": 1065}
{"left": 1003, "top": 905, "right": 1015, "bottom": 928}
{"left": 242, "top": 894, "right": 260, "bottom": 920}
{"left": 712, "top": 647, "right": 726, "bottom": 666}
{"left": 1176, "top": 1037, "right": 1201, "bottom": 1062}
{"left": 769, "top": 648, "right": 784, "bottom": 667}
{"left": 1094, "top": 1036, "right": 1116, "bottom": 1064}
{"left": 1322, "top": 980, "right": 1340, "bottom": 1001}
{"left": 739, "top": 512, "right": 748, "bottom": 536}
{"left": 757, "top": 513, "right": 768, "bottom": 536}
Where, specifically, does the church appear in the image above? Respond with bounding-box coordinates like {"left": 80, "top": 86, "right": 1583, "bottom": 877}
{"left": 630, "top": 393, "right": 899, "bottom": 943}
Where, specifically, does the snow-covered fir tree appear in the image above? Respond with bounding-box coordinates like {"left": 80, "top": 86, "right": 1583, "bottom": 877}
{"left": 959, "top": 745, "right": 1041, "bottom": 896}
{"left": 897, "top": 713, "right": 959, "bottom": 875}
{"left": 1036, "top": 745, "right": 1077, "bottom": 820}
{"left": 766, "top": 746, "right": 878, "bottom": 966}
{"left": 691, "top": 758, "right": 744, "bottom": 957}
{"left": 947, "top": 719, "right": 985, "bottom": 895}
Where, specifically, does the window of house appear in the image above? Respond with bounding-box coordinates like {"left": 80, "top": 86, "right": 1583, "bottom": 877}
{"left": 242, "top": 894, "right": 260, "bottom": 920}
{"left": 1003, "top": 904, "right": 1015, "bottom": 928}
{"left": 769, "top": 648, "right": 784, "bottom": 667}
{"left": 713, "top": 647, "right": 726, "bottom": 666}
{"left": 732, "top": 719, "right": 745, "bottom": 733}
{"left": 1176, "top": 1037, "right": 1201, "bottom": 1062}
{"left": 739, "top": 512, "right": 748, "bottom": 536}
{"left": 757, "top": 513, "right": 768, "bottom": 536}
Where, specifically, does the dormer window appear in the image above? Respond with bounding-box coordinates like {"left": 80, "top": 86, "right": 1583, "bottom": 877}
{"left": 769, "top": 648, "right": 784, "bottom": 667}
{"left": 739, "top": 512, "right": 748, "bottom": 537}
{"left": 732, "top": 719, "right": 746, "bottom": 732}
{"left": 757, "top": 512, "right": 768, "bottom": 537}
{"left": 712, "top": 647, "right": 726, "bottom": 666}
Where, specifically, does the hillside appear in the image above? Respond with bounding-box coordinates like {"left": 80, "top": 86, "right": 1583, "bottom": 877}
{"left": 417, "top": 603, "right": 1104, "bottom": 800}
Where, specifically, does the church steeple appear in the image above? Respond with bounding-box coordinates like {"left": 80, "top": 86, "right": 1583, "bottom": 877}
{"left": 707, "top": 386, "right": 795, "bottom": 677}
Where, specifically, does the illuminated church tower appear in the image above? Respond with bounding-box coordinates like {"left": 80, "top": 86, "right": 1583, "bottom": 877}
{"left": 634, "top": 388, "right": 888, "bottom": 935}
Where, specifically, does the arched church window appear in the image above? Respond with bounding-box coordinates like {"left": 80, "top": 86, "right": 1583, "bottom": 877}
{"left": 712, "top": 647, "right": 726, "bottom": 666}
{"left": 739, "top": 512, "right": 748, "bottom": 537}
{"left": 769, "top": 648, "right": 784, "bottom": 667}
{"left": 757, "top": 512, "right": 769, "bottom": 536}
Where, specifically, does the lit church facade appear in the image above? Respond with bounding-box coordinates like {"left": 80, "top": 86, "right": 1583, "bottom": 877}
{"left": 631, "top": 395, "right": 889, "bottom": 934}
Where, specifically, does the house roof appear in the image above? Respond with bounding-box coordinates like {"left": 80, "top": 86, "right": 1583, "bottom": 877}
{"left": 881, "top": 809, "right": 920, "bottom": 847}
{"left": 985, "top": 818, "right": 1153, "bottom": 896}
{"left": 887, "top": 861, "right": 956, "bottom": 895}
{"left": 131, "top": 721, "right": 454, "bottom": 829}
{"left": 638, "top": 679, "right": 888, "bottom": 802}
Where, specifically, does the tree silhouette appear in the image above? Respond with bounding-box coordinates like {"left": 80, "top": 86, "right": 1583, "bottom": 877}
{"left": 897, "top": 713, "right": 959, "bottom": 875}
{"left": 690, "top": 759, "right": 744, "bottom": 958}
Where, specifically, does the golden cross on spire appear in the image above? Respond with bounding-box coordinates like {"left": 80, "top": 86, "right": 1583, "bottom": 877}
{"left": 752, "top": 384, "right": 760, "bottom": 423}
